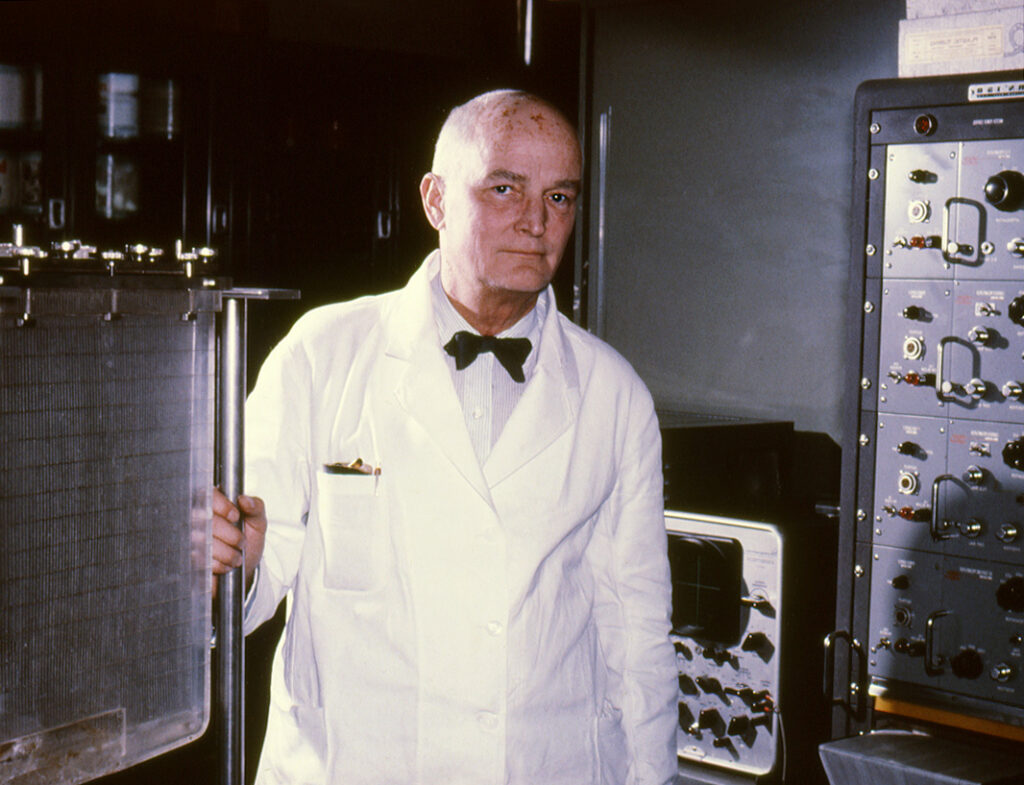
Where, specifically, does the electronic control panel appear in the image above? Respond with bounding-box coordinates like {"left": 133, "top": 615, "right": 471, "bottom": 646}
{"left": 838, "top": 74, "right": 1024, "bottom": 734}
{"left": 666, "top": 511, "right": 783, "bottom": 779}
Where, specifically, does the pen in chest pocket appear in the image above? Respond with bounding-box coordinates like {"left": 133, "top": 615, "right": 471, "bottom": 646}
{"left": 323, "top": 458, "right": 382, "bottom": 494}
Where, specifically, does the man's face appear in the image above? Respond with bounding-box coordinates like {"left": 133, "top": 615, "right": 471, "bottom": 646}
{"left": 426, "top": 105, "right": 582, "bottom": 302}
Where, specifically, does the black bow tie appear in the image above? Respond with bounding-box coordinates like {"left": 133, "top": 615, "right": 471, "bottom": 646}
{"left": 443, "top": 331, "right": 532, "bottom": 383}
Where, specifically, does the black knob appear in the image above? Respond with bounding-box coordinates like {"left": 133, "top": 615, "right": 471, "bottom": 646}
{"left": 897, "top": 441, "right": 920, "bottom": 456}
{"left": 678, "top": 674, "right": 698, "bottom": 695}
{"left": 984, "top": 170, "right": 1024, "bottom": 212}
{"left": 891, "top": 574, "right": 911, "bottom": 591}
{"left": 1003, "top": 439, "right": 1024, "bottom": 471}
{"left": 951, "top": 648, "right": 984, "bottom": 680}
{"left": 902, "top": 304, "right": 927, "bottom": 320}
{"left": 1010, "top": 296, "right": 1024, "bottom": 327}
{"left": 696, "top": 676, "right": 723, "bottom": 695}
{"left": 727, "top": 715, "right": 751, "bottom": 735}
{"left": 741, "top": 632, "right": 769, "bottom": 652}
{"left": 997, "top": 576, "right": 1024, "bottom": 613}
{"left": 678, "top": 702, "right": 694, "bottom": 730}
{"left": 698, "top": 708, "right": 724, "bottom": 735}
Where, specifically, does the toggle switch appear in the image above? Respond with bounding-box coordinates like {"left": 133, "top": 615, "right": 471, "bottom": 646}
{"left": 969, "top": 326, "right": 992, "bottom": 346}
{"left": 997, "top": 523, "right": 1019, "bottom": 544}
{"left": 965, "top": 378, "right": 988, "bottom": 399}
{"left": 957, "top": 518, "right": 983, "bottom": 538}
{"left": 963, "top": 465, "right": 987, "bottom": 485}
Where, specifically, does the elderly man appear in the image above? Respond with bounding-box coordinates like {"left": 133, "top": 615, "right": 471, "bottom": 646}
{"left": 213, "top": 89, "right": 678, "bottom": 785}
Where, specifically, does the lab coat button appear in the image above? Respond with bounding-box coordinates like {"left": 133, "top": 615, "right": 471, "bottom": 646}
{"left": 477, "top": 712, "right": 499, "bottom": 731}
{"left": 472, "top": 406, "right": 484, "bottom": 420}
{"left": 486, "top": 620, "right": 503, "bottom": 636}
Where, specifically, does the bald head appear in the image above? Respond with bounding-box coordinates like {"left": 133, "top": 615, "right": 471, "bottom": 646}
{"left": 431, "top": 89, "right": 581, "bottom": 181}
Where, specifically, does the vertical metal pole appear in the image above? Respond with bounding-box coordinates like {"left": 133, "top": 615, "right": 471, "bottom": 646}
{"left": 217, "top": 295, "right": 246, "bottom": 785}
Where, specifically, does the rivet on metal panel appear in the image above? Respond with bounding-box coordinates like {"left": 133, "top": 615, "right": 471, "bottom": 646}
{"left": 859, "top": 434, "right": 870, "bottom": 446}
{"left": 861, "top": 378, "right": 872, "bottom": 390}
{"left": 875, "top": 528, "right": 882, "bottom": 535}
{"left": 869, "top": 168, "right": 879, "bottom": 180}
{"left": 857, "top": 509, "right": 867, "bottom": 521}
{"left": 864, "top": 301, "right": 875, "bottom": 314}
{"left": 949, "top": 152, "right": 957, "bottom": 159}
{"left": 854, "top": 564, "right": 865, "bottom": 577}
{"left": 870, "top": 123, "right": 881, "bottom": 134}
{"left": 866, "top": 244, "right": 877, "bottom": 256}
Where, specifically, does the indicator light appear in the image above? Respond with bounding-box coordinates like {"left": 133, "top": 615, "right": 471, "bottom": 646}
{"left": 914, "top": 114, "right": 937, "bottom": 136}
{"left": 903, "top": 372, "right": 934, "bottom": 386}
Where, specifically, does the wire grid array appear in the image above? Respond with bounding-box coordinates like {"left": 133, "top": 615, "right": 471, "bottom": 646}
{"left": 0, "top": 294, "right": 215, "bottom": 783}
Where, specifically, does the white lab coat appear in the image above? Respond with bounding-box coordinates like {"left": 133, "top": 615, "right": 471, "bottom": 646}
{"left": 242, "top": 252, "right": 678, "bottom": 785}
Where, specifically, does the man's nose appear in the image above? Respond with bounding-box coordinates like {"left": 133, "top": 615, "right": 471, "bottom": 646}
{"left": 515, "top": 194, "right": 546, "bottom": 236}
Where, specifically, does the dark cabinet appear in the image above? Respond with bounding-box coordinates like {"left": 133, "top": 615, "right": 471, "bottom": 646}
{"left": 0, "top": 34, "right": 213, "bottom": 254}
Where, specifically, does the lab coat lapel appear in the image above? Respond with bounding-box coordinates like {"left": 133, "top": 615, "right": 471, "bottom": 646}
{"left": 384, "top": 254, "right": 493, "bottom": 506}
{"left": 483, "top": 291, "right": 580, "bottom": 489}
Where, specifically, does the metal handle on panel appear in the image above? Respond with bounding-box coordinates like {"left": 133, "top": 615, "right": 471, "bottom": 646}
{"left": 47, "top": 198, "right": 65, "bottom": 230}
{"left": 930, "top": 474, "right": 956, "bottom": 540}
{"left": 925, "top": 609, "right": 951, "bottom": 676}
{"left": 376, "top": 210, "right": 392, "bottom": 240}
{"left": 941, "top": 197, "right": 981, "bottom": 264}
{"left": 593, "top": 107, "right": 611, "bottom": 338}
{"left": 823, "top": 629, "right": 868, "bottom": 722}
{"left": 934, "top": 336, "right": 955, "bottom": 402}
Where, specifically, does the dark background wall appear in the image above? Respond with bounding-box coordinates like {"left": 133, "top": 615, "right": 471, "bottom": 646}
{"left": 582, "top": 0, "right": 903, "bottom": 447}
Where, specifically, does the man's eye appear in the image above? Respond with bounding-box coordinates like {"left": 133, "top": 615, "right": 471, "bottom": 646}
{"left": 549, "top": 193, "right": 573, "bottom": 205}
{"left": 493, "top": 185, "right": 512, "bottom": 195}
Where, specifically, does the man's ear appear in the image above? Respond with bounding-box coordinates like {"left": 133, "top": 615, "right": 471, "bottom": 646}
{"left": 419, "top": 172, "right": 445, "bottom": 230}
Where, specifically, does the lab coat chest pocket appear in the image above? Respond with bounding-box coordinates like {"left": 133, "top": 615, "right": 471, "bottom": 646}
{"left": 314, "top": 470, "right": 386, "bottom": 592}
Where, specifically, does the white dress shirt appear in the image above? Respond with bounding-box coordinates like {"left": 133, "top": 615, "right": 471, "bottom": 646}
{"left": 430, "top": 271, "right": 545, "bottom": 462}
